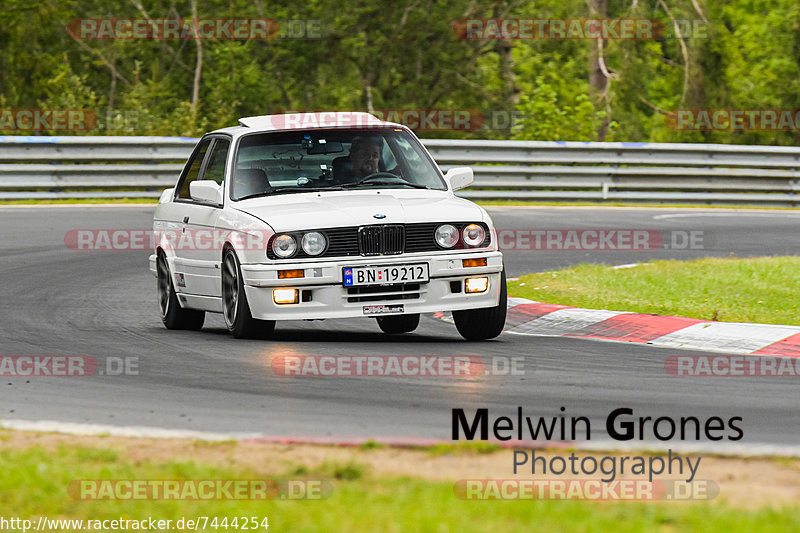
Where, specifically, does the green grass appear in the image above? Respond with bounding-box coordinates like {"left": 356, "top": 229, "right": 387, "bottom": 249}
{"left": 2, "top": 442, "right": 799, "bottom": 532}
{"left": 426, "top": 441, "right": 502, "bottom": 456}
{"left": 358, "top": 439, "right": 387, "bottom": 451}
{"left": 507, "top": 256, "right": 800, "bottom": 325}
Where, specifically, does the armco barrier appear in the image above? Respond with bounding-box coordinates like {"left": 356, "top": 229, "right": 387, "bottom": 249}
{"left": 1, "top": 136, "right": 799, "bottom": 205}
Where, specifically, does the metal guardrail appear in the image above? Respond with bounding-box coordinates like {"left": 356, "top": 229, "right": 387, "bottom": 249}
{"left": 0, "top": 136, "right": 196, "bottom": 199}
{"left": 1, "top": 136, "right": 799, "bottom": 205}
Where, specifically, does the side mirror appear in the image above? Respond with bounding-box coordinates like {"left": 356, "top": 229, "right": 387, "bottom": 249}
{"left": 190, "top": 180, "right": 223, "bottom": 206}
{"left": 444, "top": 167, "right": 474, "bottom": 191}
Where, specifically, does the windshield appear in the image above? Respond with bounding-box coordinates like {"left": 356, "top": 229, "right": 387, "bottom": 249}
{"left": 231, "top": 128, "right": 446, "bottom": 201}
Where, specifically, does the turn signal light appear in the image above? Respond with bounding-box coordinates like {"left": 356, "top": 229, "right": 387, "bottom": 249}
{"left": 273, "top": 288, "right": 299, "bottom": 304}
{"left": 462, "top": 258, "right": 487, "bottom": 268}
{"left": 278, "top": 269, "right": 305, "bottom": 279}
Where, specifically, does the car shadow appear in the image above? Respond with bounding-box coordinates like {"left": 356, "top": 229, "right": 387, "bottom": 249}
{"left": 196, "top": 326, "right": 476, "bottom": 343}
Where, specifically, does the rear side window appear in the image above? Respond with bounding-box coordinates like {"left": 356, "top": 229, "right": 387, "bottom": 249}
{"left": 177, "top": 138, "right": 212, "bottom": 199}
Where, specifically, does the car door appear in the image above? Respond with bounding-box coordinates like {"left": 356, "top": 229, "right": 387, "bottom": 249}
{"left": 173, "top": 136, "right": 230, "bottom": 296}
{"left": 179, "top": 136, "right": 230, "bottom": 297}
{"left": 156, "top": 137, "right": 212, "bottom": 295}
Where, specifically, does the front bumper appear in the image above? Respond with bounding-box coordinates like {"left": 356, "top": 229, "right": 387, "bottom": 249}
{"left": 239, "top": 251, "right": 503, "bottom": 321}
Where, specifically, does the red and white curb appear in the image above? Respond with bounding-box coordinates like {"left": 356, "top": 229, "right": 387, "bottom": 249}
{"left": 438, "top": 297, "right": 800, "bottom": 357}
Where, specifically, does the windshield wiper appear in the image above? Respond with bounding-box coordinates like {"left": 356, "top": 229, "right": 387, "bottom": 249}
{"left": 341, "top": 180, "right": 431, "bottom": 190}
{"left": 272, "top": 186, "right": 345, "bottom": 193}
{"left": 236, "top": 186, "right": 344, "bottom": 201}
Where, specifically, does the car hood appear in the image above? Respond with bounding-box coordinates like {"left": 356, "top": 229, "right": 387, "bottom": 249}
{"left": 233, "top": 190, "right": 486, "bottom": 231}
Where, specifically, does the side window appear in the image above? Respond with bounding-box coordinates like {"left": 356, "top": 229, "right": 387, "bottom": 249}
{"left": 177, "top": 138, "right": 212, "bottom": 199}
{"left": 203, "top": 138, "right": 230, "bottom": 185}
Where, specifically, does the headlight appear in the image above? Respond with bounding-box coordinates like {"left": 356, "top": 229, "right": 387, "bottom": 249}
{"left": 272, "top": 234, "right": 297, "bottom": 258}
{"left": 301, "top": 231, "right": 327, "bottom": 256}
{"left": 462, "top": 223, "right": 486, "bottom": 247}
{"left": 435, "top": 224, "right": 459, "bottom": 248}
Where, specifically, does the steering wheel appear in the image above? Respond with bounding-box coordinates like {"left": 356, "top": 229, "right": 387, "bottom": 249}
{"left": 352, "top": 172, "right": 402, "bottom": 185}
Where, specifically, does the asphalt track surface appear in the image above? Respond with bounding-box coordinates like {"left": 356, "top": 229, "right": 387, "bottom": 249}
{"left": 1, "top": 206, "right": 799, "bottom": 451}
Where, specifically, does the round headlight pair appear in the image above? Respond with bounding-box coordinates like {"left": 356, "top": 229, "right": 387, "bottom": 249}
{"left": 435, "top": 223, "right": 486, "bottom": 248}
{"left": 272, "top": 232, "right": 327, "bottom": 258}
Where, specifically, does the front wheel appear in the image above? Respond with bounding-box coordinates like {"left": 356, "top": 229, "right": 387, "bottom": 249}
{"left": 156, "top": 253, "right": 205, "bottom": 330}
{"left": 452, "top": 270, "right": 507, "bottom": 341}
{"left": 377, "top": 313, "right": 420, "bottom": 334}
{"left": 222, "top": 250, "right": 276, "bottom": 339}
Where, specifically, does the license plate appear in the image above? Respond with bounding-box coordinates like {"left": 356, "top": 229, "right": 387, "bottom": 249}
{"left": 343, "top": 264, "right": 429, "bottom": 287}
{"left": 363, "top": 304, "right": 404, "bottom": 315}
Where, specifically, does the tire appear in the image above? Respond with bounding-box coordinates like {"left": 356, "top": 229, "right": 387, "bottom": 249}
{"left": 377, "top": 313, "right": 420, "bottom": 334}
{"left": 453, "top": 270, "right": 507, "bottom": 341}
{"left": 222, "top": 250, "right": 276, "bottom": 339}
{"left": 156, "top": 252, "right": 205, "bottom": 330}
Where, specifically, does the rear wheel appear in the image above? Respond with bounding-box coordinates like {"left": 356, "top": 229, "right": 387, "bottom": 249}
{"left": 453, "top": 270, "right": 507, "bottom": 341}
{"left": 377, "top": 313, "right": 420, "bottom": 334}
{"left": 156, "top": 253, "right": 205, "bottom": 330}
{"left": 222, "top": 250, "right": 276, "bottom": 339}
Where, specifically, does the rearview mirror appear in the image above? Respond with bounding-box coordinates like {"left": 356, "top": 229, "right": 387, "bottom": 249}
{"left": 190, "top": 181, "right": 223, "bottom": 205}
{"left": 306, "top": 140, "right": 344, "bottom": 154}
{"left": 444, "top": 167, "right": 474, "bottom": 191}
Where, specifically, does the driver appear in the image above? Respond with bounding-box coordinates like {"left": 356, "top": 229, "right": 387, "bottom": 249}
{"left": 348, "top": 136, "right": 382, "bottom": 178}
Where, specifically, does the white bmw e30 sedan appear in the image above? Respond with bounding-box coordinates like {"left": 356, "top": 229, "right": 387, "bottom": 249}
{"left": 149, "top": 112, "right": 506, "bottom": 340}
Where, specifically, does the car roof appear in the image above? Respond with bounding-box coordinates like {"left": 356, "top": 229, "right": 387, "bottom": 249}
{"left": 210, "top": 112, "right": 406, "bottom": 137}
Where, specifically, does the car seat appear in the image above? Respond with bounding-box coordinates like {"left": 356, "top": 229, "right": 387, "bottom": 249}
{"left": 234, "top": 168, "right": 272, "bottom": 198}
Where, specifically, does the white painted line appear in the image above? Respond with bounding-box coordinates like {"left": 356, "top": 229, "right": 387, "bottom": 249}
{"left": 612, "top": 263, "right": 652, "bottom": 269}
{"left": 506, "top": 307, "right": 630, "bottom": 336}
{"left": 653, "top": 212, "right": 800, "bottom": 220}
{"left": 0, "top": 204, "right": 156, "bottom": 209}
{"left": 508, "top": 297, "right": 536, "bottom": 308}
{"left": 650, "top": 322, "right": 800, "bottom": 354}
{"left": 0, "top": 419, "right": 261, "bottom": 441}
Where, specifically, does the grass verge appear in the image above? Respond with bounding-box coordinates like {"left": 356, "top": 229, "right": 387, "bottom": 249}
{"left": 2, "top": 437, "right": 799, "bottom": 532}
{"left": 507, "top": 256, "right": 800, "bottom": 326}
